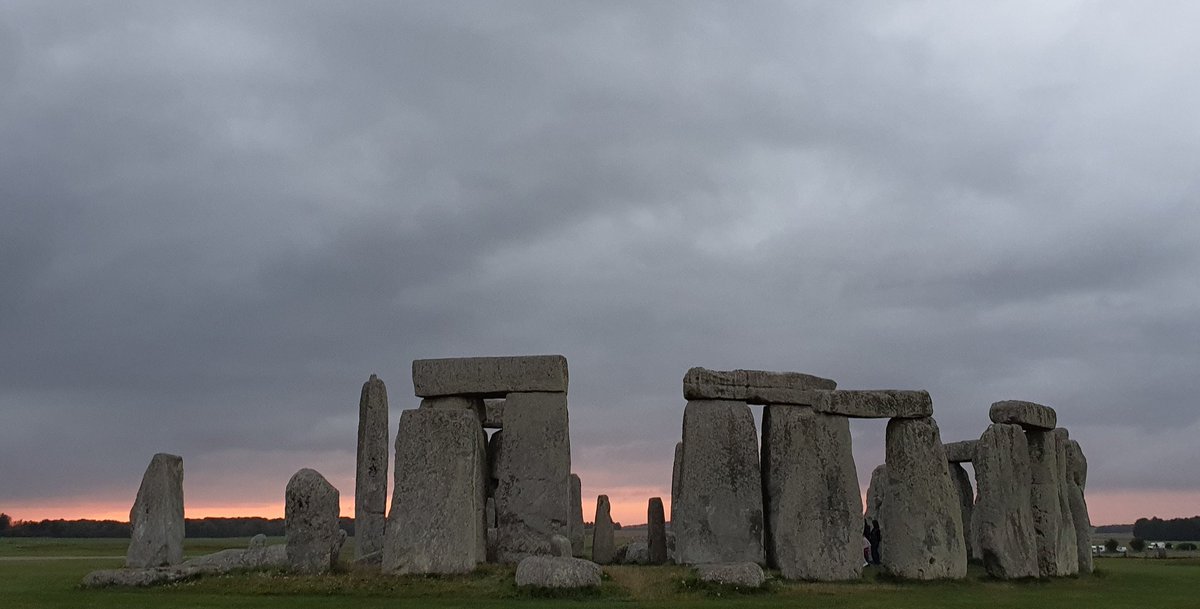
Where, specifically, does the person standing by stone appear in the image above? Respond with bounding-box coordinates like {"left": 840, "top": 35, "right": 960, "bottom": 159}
{"left": 355, "top": 374, "right": 388, "bottom": 561}
{"left": 126, "top": 453, "right": 185, "bottom": 568}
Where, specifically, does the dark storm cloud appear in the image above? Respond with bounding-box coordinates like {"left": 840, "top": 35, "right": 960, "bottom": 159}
{"left": 2, "top": 1, "right": 1199, "bottom": 515}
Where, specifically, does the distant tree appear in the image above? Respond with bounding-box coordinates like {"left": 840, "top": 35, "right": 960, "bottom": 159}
{"left": 1176, "top": 542, "right": 1197, "bottom": 551}
{"left": 1165, "top": 542, "right": 1173, "bottom": 549}
{"left": 1129, "top": 538, "right": 1146, "bottom": 552}
{"left": 1104, "top": 539, "right": 1119, "bottom": 553}
{"left": 0, "top": 513, "right": 10, "bottom": 533}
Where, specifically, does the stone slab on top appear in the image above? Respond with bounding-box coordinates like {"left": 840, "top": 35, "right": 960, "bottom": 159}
{"left": 413, "top": 355, "right": 568, "bottom": 398}
{"left": 812, "top": 390, "right": 933, "bottom": 419}
{"left": 683, "top": 367, "right": 836, "bottom": 404}
{"left": 943, "top": 440, "right": 977, "bottom": 463}
{"left": 989, "top": 400, "right": 1057, "bottom": 430}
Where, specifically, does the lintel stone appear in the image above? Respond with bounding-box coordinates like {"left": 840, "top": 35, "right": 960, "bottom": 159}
{"left": 990, "top": 400, "right": 1057, "bottom": 430}
{"left": 944, "top": 440, "right": 977, "bottom": 463}
{"left": 413, "top": 355, "right": 568, "bottom": 398}
{"left": 682, "top": 367, "right": 835, "bottom": 404}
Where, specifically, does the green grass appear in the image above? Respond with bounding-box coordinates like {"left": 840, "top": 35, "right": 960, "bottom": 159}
{"left": 1, "top": 539, "right": 1197, "bottom": 608}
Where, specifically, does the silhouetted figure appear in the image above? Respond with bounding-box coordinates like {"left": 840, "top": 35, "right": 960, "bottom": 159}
{"left": 869, "top": 520, "right": 882, "bottom": 565}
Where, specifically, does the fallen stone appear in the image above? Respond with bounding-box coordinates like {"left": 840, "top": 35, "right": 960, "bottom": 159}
{"left": 355, "top": 374, "right": 389, "bottom": 561}
{"left": 592, "top": 494, "right": 616, "bottom": 564}
{"left": 949, "top": 462, "right": 976, "bottom": 562}
{"left": 990, "top": 400, "right": 1057, "bottom": 430}
{"left": 1065, "top": 439, "right": 1093, "bottom": 574}
{"left": 514, "top": 556, "right": 602, "bottom": 589}
{"left": 1027, "top": 428, "right": 1063, "bottom": 577}
{"left": 695, "top": 562, "right": 765, "bottom": 588}
{"left": 944, "top": 440, "right": 977, "bottom": 463}
{"left": 762, "top": 405, "right": 862, "bottom": 581}
{"left": 285, "top": 468, "right": 342, "bottom": 574}
{"left": 178, "top": 537, "right": 288, "bottom": 574}
{"left": 81, "top": 567, "right": 191, "bottom": 588}
{"left": 1052, "top": 429, "right": 1079, "bottom": 576}
{"left": 570, "top": 474, "right": 584, "bottom": 556}
{"left": 675, "top": 400, "right": 764, "bottom": 565}
{"left": 126, "top": 453, "right": 185, "bottom": 568}
{"left": 551, "top": 535, "right": 573, "bottom": 557}
{"left": 494, "top": 392, "right": 572, "bottom": 562}
{"left": 811, "top": 390, "right": 933, "bottom": 419}
{"left": 484, "top": 399, "right": 505, "bottom": 428}
{"left": 648, "top": 497, "right": 668, "bottom": 565}
{"left": 382, "top": 408, "right": 487, "bottom": 574}
{"left": 412, "top": 355, "right": 569, "bottom": 397}
{"left": 864, "top": 464, "right": 887, "bottom": 524}
{"left": 974, "top": 423, "right": 1038, "bottom": 579}
{"left": 880, "top": 417, "right": 967, "bottom": 579}
{"left": 683, "top": 367, "right": 835, "bottom": 404}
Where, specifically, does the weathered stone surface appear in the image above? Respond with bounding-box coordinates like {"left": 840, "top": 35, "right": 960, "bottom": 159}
{"left": 1052, "top": 429, "right": 1079, "bottom": 576}
{"left": 570, "top": 474, "right": 584, "bottom": 557}
{"left": 944, "top": 440, "right": 977, "bottom": 463}
{"left": 670, "top": 441, "right": 682, "bottom": 526}
{"left": 683, "top": 367, "right": 836, "bottom": 404}
{"left": 412, "top": 355, "right": 569, "bottom": 397}
{"left": 355, "top": 374, "right": 389, "bottom": 561}
{"left": 419, "top": 395, "right": 486, "bottom": 423}
{"left": 1027, "top": 428, "right": 1062, "bottom": 577}
{"left": 285, "top": 468, "right": 342, "bottom": 574}
{"left": 949, "top": 462, "right": 976, "bottom": 562}
{"left": 494, "top": 391, "right": 572, "bottom": 562}
{"left": 82, "top": 567, "right": 190, "bottom": 588}
{"left": 551, "top": 535, "right": 573, "bottom": 557}
{"left": 484, "top": 399, "right": 505, "bottom": 428}
{"left": 127, "top": 453, "right": 185, "bottom": 568}
{"left": 695, "top": 562, "right": 765, "bottom": 587}
{"left": 675, "top": 400, "right": 765, "bottom": 565}
{"left": 812, "top": 390, "right": 933, "bottom": 419}
{"left": 177, "top": 536, "right": 288, "bottom": 574}
{"left": 648, "top": 497, "right": 668, "bottom": 565}
{"left": 990, "top": 400, "right": 1057, "bottom": 430}
{"left": 382, "top": 408, "right": 487, "bottom": 574}
{"left": 1065, "top": 439, "right": 1093, "bottom": 574}
{"left": 880, "top": 417, "right": 967, "bottom": 579}
{"left": 864, "top": 464, "right": 887, "bottom": 524}
{"left": 622, "top": 540, "right": 649, "bottom": 564}
{"left": 514, "top": 556, "right": 602, "bottom": 588}
{"left": 974, "top": 423, "right": 1038, "bottom": 579}
{"left": 592, "top": 494, "right": 616, "bottom": 564}
{"left": 762, "top": 405, "right": 862, "bottom": 580}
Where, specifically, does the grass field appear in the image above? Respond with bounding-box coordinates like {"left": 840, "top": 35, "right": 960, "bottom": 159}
{"left": 2, "top": 537, "right": 1198, "bottom": 608}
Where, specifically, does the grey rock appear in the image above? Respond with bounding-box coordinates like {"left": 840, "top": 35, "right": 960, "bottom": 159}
{"left": 592, "top": 494, "right": 616, "bottom": 564}
{"left": 484, "top": 398, "right": 505, "bottom": 428}
{"left": 81, "top": 567, "right": 191, "bottom": 588}
{"left": 762, "top": 405, "right": 862, "bottom": 580}
{"left": 949, "top": 462, "right": 976, "bottom": 562}
{"left": 622, "top": 540, "right": 649, "bottom": 564}
{"left": 864, "top": 464, "right": 887, "bottom": 524}
{"left": 683, "top": 367, "right": 836, "bottom": 404}
{"left": 355, "top": 374, "right": 389, "bottom": 561}
{"left": 382, "top": 408, "right": 487, "bottom": 574}
{"left": 486, "top": 527, "right": 499, "bottom": 563}
{"left": 514, "top": 556, "right": 602, "bottom": 588}
{"left": 551, "top": 534, "right": 573, "bottom": 557}
{"left": 178, "top": 537, "right": 287, "bottom": 574}
{"left": 811, "top": 390, "right": 933, "bottom": 419}
{"left": 667, "top": 530, "right": 677, "bottom": 563}
{"left": 1027, "top": 429, "right": 1062, "bottom": 577}
{"left": 412, "top": 355, "right": 569, "bottom": 398}
{"left": 1052, "top": 429, "right": 1079, "bottom": 576}
{"left": 494, "top": 392, "right": 572, "bottom": 563}
{"left": 486, "top": 496, "right": 497, "bottom": 528}
{"left": 670, "top": 441, "right": 683, "bottom": 526}
{"left": 1065, "top": 439, "right": 1093, "bottom": 574}
{"left": 354, "top": 550, "right": 382, "bottom": 566}
{"left": 570, "top": 474, "right": 584, "bottom": 556}
{"left": 990, "top": 400, "right": 1057, "bottom": 430}
{"left": 419, "top": 395, "right": 487, "bottom": 423}
{"left": 285, "top": 468, "right": 342, "bottom": 574}
{"left": 695, "top": 562, "right": 766, "bottom": 587}
{"left": 675, "top": 400, "right": 765, "bottom": 565}
{"left": 126, "top": 453, "right": 185, "bottom": 569}
{"left": 973, "top": 423, "right": 1038, "bottom": 579}
{"left": 880, "top": 417, "right": 967, "bottom": 580}
{"left": 648, "top": 497, "right": 668, "bottom": 565}
{"left": 944, "top": 440, "right": 977, "bottom": 463}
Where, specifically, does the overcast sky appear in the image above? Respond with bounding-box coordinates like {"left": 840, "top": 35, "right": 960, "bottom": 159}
{"left": 2, "top": 1, "right": 1199, "bottom": 526}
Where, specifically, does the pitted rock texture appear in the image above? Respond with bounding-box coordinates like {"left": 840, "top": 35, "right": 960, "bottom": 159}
{"left": 355, "top": 374, "right": 389, "bottom": 561}
{"left": 412, "top": 355, "right": 568, "bottom": 397}
{"left": 989, "top": 400, "right": 1057, "bottom": 430}
{"left": 683, "top": 367, "right": 835, "bottom": 404}
{"left": 126, "top": 453, "right": 185, "bottom": 569}
{"left": 285, "top": 468, "right": 342, "bottom": 574}
{"left": 514, "top": 556, "right": 602, "bottom": 588}
{"left": 695, "top": 562, "right": 766, "bottom": 587}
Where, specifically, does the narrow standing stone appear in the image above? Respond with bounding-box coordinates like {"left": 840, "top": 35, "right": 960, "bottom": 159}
{"left": 1052, "top": 429, "right": 1079, "bottom": 576}
{"left": 762, "top": 405, "right": 862, "bottom": 580}
{"left": 126, "top": 453, "right": 184, "bottom": 568}
{"left": 494, "top": 392, "right": 572, "bottom": 562}
{"left": 949, "top": 462, "right": 976, "bottom": 562}
{"left": 285, "top": 468, "right": 342, "bottom": 574}
{"left": 1027, "top": 429, "right": 1062, "bottom": 577}
{"left": 355, "top": 374, "right": 389, "bottom": 561}
{"left": 592, "top": 495, "right": 615, "bottom": 564}
{"left": 973, "top": 423, "right": 1038, "bottom": 579}
{"left": 569, "top": 474, "right": 584, "bottom": 557}
{"left": 647, "top": 497, "right": 668, "bottom": 565}
{"left": 864, "top": 464, "right": 887, "bottom": 524}
{"left": 880, "top": 417, "right": 967, "bottom": 579}
{"left": 1065, "top": 439, "right": 1093, "bottom": 574}
{"left": 670, "top": 441, "right": 683, "bottom": 526}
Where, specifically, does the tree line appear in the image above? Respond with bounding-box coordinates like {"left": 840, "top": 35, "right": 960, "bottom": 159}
{"left": 0, "top": 514, "right": 355, "bottom": 538}
{"left": 1132, "top": 516, "right": 1200, "bottom": 541}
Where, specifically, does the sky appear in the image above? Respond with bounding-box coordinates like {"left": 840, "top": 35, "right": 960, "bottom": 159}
{"left": 2, "top": 1, "right": 1199, "bottom": 528}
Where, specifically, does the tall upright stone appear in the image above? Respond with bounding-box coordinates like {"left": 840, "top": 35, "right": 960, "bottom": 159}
{"left": 647, "top": 497, "right": 668, "bottom": 565}
{"left": 355, "top": 374, "right": 389, "bottom": 561}
{"left": 670, "top": 441, "right": 683, "bottom": 526}
{"left": 1065, "top": 438, "right": 1093, "bottom": 574}
{"left": 126, "top": 453, "right": 184, "bottom": 568}
{"left": 1027, "top": 428, "right": 1062, "bottom": 577}
{"left": 864, "top": 464, "right": 887, "bottom": 524}
{"left": 762, "top": 405, "right": 862, "bottom": 580}
{"left": 592, "top": 495, "right": 615, "bottom": 564}
{"left": 1052, "top": 429, "right": 1079, "bottom": 576}
{"left": 949, "top": 462, "right": 976, "bottom": 562}
{"left": 494, "top": 392, "right": 572, "bottom": 562}
{"left": 382, "top": 408, "right": 487, "bottom": 574}
{"left": 675, "top": 400, "right": 764, "bottom": 565}
{"left": 973, "top": 424, "right": 1038, "bottom": 578}
{"left": 569, "top": 474, "right": 584, "bottom": 557}
{"left": 285, "top": 468, "right": 342, "bottom": 574}
{"left": 880, "top": 417, "right": 967, "bottom": 579}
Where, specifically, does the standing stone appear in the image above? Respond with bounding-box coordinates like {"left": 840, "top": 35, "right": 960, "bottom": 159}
{"left": 285, "top": 468, "right": 341, "bottom": 574}
{"left": 486, "top": 497, "right": 497, "bottom": 528}
{"left": 494, "top": 392, "right": 572, "bottom": 562}
{"left": 762, "top": 405, "right": 862, "bottom": 580}
{"left": 1027, "top": 428, "right": 1062, "bottom": 577}
{"left": 382, "top": 408, "right": 487, "bottom": 574}
{"left": 569, "top": 474, "right": 584, "bottom": 557}
{"left": 973, "top": 423, "right": 1038, "bottom": 579}
{"left": 675, "top": 400, "right": 764, "bottom": 565}
{"left": 1065, "top": 439, "right": 1093, "bottom": 574}
{"left": 648, "top": 497, "right": 668, "bottom": 565}
{"left": 1052, "top": 429, "right": 1079, "bottom": 576}
{"left": 126, "top": 453, "right": 184, "bottom": 568}
{"left": 355, "top": 374, "right": 389, "bottom": 561}
{"left": 670, "top": 441, "right": 683, "bottom": 526}
{"left": 880, "top": 417, "right": 967, "bottom": 579}
{"left": 592, "top": 495, "right": 615, "bottom": 564}
{"left": 949, "top": 462, "right": 976, "bottom": 562}
{"left": 864, "top": 464, "right": 887, "bottom": 524}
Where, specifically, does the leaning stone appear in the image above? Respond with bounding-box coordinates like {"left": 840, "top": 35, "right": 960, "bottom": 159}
{"left": 944, "top": 440, "right": 977, "bottom": 463}
{"left": 514, "top": 556, "right": 602, "bottom": 589}
{"left": 762, "top": 405, "right": 862, "bottom": 580}
{"left": 494, "top": 392, "right": 572, "bottom": 562}
{"left": 126, "top": 453, "right": 185, "bottom": 568}
{"left": 419, "top": 395, "right": 486, "bottom": 423}
{"left": 1027, "top": 428, "right": 1063, "bottom": 577}
{"left": 670, "top": 441, "right": 683, "bottom": 526}
{"left": 1065, "top": 439, "right": 1093, "bottom": 574}
{"left": 675, "top": 400, "right": 764, "bottom": 565}
{"left": 864, "top": 464, "right": 887, "bottom": 524}
{"left": 285, "top": 468, "right": 342, "bottom": 574}
{"left": 974, "top": 423, "right": 1038, "bottom": 579}
{"left": 990, "top": 400, "right": 1057, "bottom": 430}
{"left": 355, "top": 374, "right": 389, "bottom": 561}
{"left": 484, "top": 399, "right": 505, "bottom": 428}
{"left": 551, "top": 534, "right": 573, "bottom": 557}
{"left": 812, "top": 390, "right": 933, "bottom": 419}
{"left": 382, "top": 408, "right": 487, "bottom": 574}
{"left": 412, "top": 355, "right": 569, "bottom": 397}
{"left": 1052, "top": 429, "right": 1079, "bottom": 576}
{"left": 648, "top": 497, "right": 668, "bottom": 565}
{"left": 569, "top": 474, "right": 584, "bottom": 556}
{"left": 880, "top": 417, "right": 967, "bottom": 579}
{"left": 695, "top": 562, "right": 765, "bottom": 588}
{"left": 592, "top": 494, "right": 616, "bottom": 564}
{"left": 683, "top": 367, "right": 835, "bottom": 404}
{"left": 949, "top": 462, "right": 976, "bottom": 562}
